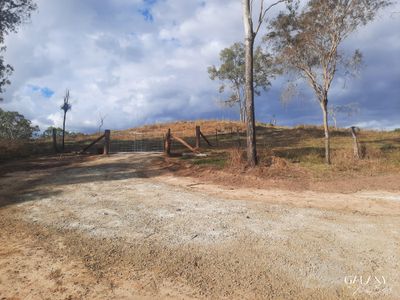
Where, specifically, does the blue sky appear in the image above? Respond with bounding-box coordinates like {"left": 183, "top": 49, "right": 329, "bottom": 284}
{"left": 1, "top": 0, "right": 400, "bottom": 133}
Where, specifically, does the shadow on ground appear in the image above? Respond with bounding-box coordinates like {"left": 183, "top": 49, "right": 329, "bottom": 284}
{"left": 0, "top": 153, "right": 171, "bottom": 209}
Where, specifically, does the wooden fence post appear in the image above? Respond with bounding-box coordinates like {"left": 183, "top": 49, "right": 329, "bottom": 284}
{"left": 104, "top": 130, "right": 111, "bottom": 155}
{"left": 350, "top": 126, "right": 361, "bottom": 159}
{"left": 195, "top": 126, "right": 201, "bottom": 149}
{"left": 52, "top": 128, "right": 58, "bottom": 153}
{"left": 165, "top": 128, "right": 171, "bottom": 156}
{"left": 215, "top": 129, "right": 219, "bottom": 147}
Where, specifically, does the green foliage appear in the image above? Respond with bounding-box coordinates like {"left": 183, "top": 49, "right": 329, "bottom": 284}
{"left": 42, "top": 126, "right": 82, "bottom": 138}
{"left": 42, "top": 126, "right": 63, "bottom": 138}
{"left": 0, "top": 0, "right": 37, "bottom": 99}
{"left": 268, "top": 0, "right": 391, "bottom": 104}
{"left": 0, "top": 108, "right": 39, "bottom": 140}
{"left": 0, "top": 56, "right": 13, "bottom": 97}
{"left": 207, "top": 42, "right": 276, "bottom": 120}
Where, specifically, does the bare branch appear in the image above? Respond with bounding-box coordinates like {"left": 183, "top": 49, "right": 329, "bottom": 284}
{"left": 254, "top": 0, "right": 287, "bottom": 36}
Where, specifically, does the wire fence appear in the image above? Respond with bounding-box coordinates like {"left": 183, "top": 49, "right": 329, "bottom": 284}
{"left": 168, "top": 128, "right": 247, "bottom": 151}
{"left": 61, "top": 124, "right": 248, "bottom": 155}
{"left": 110, "top": 139, "right": 164, "bottom": 153}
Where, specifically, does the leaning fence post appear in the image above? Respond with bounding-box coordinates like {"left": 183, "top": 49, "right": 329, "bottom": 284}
{"left": 52, "top": 128, "right": 58, "bottom": 153}
{"left": 195, "top": 125, "right": 201, "bottom": 149}
{"left": 104, "top": 129, "right": 111, "bottom": 155}
{"left": 350, "top": 126, "right": 361, "bottom": 159}
{"left": 165, "top": 128, "right": 171, "bottom": 156}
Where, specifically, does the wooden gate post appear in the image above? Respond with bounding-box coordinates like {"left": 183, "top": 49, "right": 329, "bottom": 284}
{"left": 165, "top": 128, "right": 171, "bottom": 156}
{"left": 350, "top": 126, "right": 361, "bottom": 159}
{"left": 195, "top": 126, "right": 201, "bottom": 149}
{"left": 52, "top": 128, "right": 58, "bottom": 153}
{"left": 104, "top": 130, "right": 111, "bottom": 155}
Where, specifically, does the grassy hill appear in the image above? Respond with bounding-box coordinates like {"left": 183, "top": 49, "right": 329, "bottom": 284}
{"left": 1, "top": 120, "right": 399, "bottom": 177}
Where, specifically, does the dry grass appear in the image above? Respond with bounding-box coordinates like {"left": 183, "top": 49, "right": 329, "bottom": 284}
{"left": 2, "top": 120, "right": 399, "bottom": 181}
{"left": 0, "top": 139, "right": 55, "bottom": 161}
{"left": 155, "top": 120, "right": 400, "bottom": 182}
{"left": 226, "top": 148, "right": 246, "bottom": 169}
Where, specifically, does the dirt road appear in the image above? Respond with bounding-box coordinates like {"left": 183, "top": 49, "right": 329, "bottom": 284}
{"left": 0, "top": 153, "right": 399, "bottom": 299}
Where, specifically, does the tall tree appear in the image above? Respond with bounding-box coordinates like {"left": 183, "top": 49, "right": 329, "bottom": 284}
{"left": 208, "top": 42, "right": 274, "bottom": 123}
{"left": 269, "top": 0, "right": 391, "bottom": 164}
{"left": 242, "top": 0, "right": 292, "bottom": 166}
{"left": 61, "top": 89, "right": 72, "bottom": 151}
{"left": 0, "top": 0, "right": 36, "bottom": 100}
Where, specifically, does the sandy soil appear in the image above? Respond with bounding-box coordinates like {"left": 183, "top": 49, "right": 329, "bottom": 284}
{"left": 0, "top": 153, "right": 399, "bottom": 299}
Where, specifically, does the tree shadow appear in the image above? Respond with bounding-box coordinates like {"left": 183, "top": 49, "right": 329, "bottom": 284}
{"left": 0, "top": 153, "right": 172, "bottom": 209}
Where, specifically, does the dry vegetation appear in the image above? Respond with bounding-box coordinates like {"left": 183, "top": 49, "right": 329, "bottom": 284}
{"left": 2, "top": 120, "right": 399, "bottom": 184}
{"left": 1, "top": 122, "right": 399, "bottom": 298}
{"left": 139, "top": 120, "right": 400, "bottom": 186}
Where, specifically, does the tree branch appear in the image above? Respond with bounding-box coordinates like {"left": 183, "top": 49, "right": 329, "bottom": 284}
{"left": 254, "top": 0, "right": 287, "bottom": 37}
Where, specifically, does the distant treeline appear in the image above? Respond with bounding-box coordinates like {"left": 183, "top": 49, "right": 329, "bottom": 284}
{"left": 0, "top": 108, "right": 82, "bottom": 141}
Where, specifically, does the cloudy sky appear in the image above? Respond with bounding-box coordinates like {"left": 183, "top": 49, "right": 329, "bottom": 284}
{"left": 1, "top": 0, "right": 400, "bottom": 133}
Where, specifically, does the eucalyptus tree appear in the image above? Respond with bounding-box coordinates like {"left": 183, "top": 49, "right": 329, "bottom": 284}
{"left": 242, "top": 0, "right": 294, "bottom": 166}
{"left": 0, "top": 0, "right": 36, "bottom": 99}
{"left": 208, "top": 42, "right": 274, "bottom": 123}
{"left": 269, "top": 0, "right": 391, "bottom": 164}
{"left": 0, "top": 108, "right": 39, "bottom": 139}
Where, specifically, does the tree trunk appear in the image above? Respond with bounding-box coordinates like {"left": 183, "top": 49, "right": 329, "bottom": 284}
{"left": 242, "top": 0, "right": 257, "bottom": 167}
{"left": 321, "top": 101, "right": 331, "bottom": 165}
{"left": 332, "top": 115, "right": 337, "bottom": 130}
{"left": 62, "top": 111, "right": 66, "bottom": 151}
{"left": 243, "top": 103, "right": 247, "bottom": 123}
{"left": 238, "top": 96, "right": 244, "bottom": 123}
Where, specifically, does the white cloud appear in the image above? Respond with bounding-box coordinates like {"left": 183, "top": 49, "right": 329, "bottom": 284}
{"left": 355, "top": 120, "right": 400, "bottom": 131}
{"left": 1, "top": 0, "right": 399, "bottom": 132}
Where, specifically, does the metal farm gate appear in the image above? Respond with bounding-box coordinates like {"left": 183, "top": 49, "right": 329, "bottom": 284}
{"left": 110, "top": 134, "right": 164, "bottom": 153}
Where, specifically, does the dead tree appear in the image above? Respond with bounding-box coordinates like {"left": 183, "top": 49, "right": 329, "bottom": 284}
{"left": 61, "top": 89, "right": 72, "bottom": 151}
